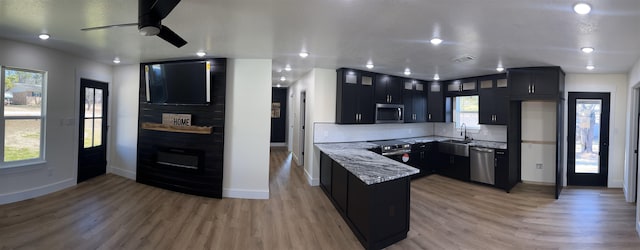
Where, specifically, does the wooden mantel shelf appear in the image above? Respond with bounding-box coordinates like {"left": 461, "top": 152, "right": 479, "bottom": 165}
{"left": 141, "top": 122, "right": 212, "bottom": 134}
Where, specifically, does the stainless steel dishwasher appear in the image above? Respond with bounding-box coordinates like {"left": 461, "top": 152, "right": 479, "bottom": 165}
{"left": 470, "top": 147, "right": 495, "bottom": 185}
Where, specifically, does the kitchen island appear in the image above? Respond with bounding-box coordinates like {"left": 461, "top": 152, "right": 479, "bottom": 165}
{"left": 316, "top": 142, "right": 418, "bottom": 250}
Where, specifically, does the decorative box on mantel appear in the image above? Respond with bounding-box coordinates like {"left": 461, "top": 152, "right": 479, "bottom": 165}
{"left": 136, "top": 58, "right": 226, "bottom": 199}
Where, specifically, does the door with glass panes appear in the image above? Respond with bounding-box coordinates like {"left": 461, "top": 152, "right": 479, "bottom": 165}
{"left": 78, "top": 79, "right": 108, "bottom": 183}
{"left": 567, "top": 92, "right": 610, "bottom": 186}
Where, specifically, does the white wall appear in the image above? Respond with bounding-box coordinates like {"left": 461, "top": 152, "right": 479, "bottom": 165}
{"left": 109, "top": 65, "right": 139, "bottom": 179}
{"left": 0, "top": 38, "right": 113, "bottom": 204}
{"left": 289, "top": 68, "right": 336, "bottom": 185}
{"left": 223, "top": 59, "right": 272, "bottom": 199}
{"left": 564, "top": 74, "right": 628, "bottom": 188}
{"left": 521, "top": 101, "right": 557, "bottom": 184}
{"left": 624, "top": 57, "right": 640, "bottom": 235}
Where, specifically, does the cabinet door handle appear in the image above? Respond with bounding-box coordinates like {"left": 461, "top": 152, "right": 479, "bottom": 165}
{"left": 532, "top": 84, "right": 535, "bottom": 93}
{"left": 494, "top": 158, "right": 498, "bottom": 167}
{"left": 528, "top": 84, "right": 531, "bottom": 93}
{"left": 390, "top": 95, "right": 393, "bottom": 102}
{"left": 428, "top": 114, "right": 431, "bottom": 120}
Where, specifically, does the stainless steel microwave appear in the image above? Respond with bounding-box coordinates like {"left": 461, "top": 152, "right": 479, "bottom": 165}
{"left": 375, "top": 104, "right": 404, "bottom": 123}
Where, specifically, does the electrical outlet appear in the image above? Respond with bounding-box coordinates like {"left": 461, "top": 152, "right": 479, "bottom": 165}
{"left": 536, "top": 163, "right": 543, "bottom": 169}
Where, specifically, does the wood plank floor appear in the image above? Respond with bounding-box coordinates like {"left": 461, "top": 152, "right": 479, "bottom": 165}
{"left": 1, "top": 147, "right": 639, "bottom": 249}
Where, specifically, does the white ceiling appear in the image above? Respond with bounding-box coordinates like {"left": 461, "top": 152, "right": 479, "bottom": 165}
{"left": 1, "top": 0, "right": 639, "bottom": 86}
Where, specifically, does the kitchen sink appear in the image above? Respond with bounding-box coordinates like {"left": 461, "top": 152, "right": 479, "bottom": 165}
{"left": 439, "top": 139, "right": 471, "bottom": 157}
{"left": 445, "top": 139, "right": 471, "bottom": 144}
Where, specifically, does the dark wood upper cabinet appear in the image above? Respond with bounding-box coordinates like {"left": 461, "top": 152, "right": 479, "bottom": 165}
{"left": 375, "top": 74, "right": 403, "bottom": 104}
{"left": 427, "top": 81, "right": 445, "bottom": 122}
{"left": 508, "top": 67, "right": 564, "bottom": 100}
{"left": 478, "top": 74, "right": 508, "bottom": 125}
{"left": 445, "top": 77, "right": 478, "bottom": 96}
{"left": 336, "top": 69, "right": 375, "bottom": 124}
{"left": 402, "top": 79, "right": 427, "bottom": 123}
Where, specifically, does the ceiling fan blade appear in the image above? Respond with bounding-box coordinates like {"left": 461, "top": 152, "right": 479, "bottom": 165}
{"left": 81, "top": 23, "right": 138, "bottom": 31}
{"left": 157, "top": 25, "right": 187, "bottom": 48}
{"left": 150, "top": 0, "right": 181, "bottom": 19}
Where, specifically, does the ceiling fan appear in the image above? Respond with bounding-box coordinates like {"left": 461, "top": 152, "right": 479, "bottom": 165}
{"left": 81, "top": 0, "right": 187, "bottom": 48}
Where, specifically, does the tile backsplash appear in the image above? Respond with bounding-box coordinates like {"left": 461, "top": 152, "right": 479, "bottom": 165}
{"left": 314, "top": 122, "right": 434, "bottom": 143}
{"left": 433, "top": 123, "right": 507, "bottom": 142}
{"left": 313, "top": 122, "right": 506, "bottom": 143}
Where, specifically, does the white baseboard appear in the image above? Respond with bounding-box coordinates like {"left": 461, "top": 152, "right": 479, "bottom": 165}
{"left": 108, "top": 166, "right": 136, "bottom": 180}
{"left": 304, "top": 167, "right": 319, "bottom": 186}
{"left": 223, "top": 188, "right": 269, "bottom": 199}
{"left": 609, "top": 180, "right": 623, "bottom": 188}
{"left": 0, "top": 178, "right": 75, "bottom": 205}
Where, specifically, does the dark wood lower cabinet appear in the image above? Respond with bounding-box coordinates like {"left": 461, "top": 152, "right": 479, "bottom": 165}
{"left": 438, "top": 154, "right": 470, "bottom": 182}
{"left": 331, "top": 162, "right": 349, "bottom": 213}
{"left": 319, "top": 152, "right": 410, "bottom": 250}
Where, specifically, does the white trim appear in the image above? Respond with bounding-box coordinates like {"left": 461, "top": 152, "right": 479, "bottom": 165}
{"left": 223, "top": 188, "right": 269, "bottom": 199}
{"left": 304, "top": 167, "right": 319, "bottom": 186}
{"left": 0, "top": 178, "right": 75, "bottom": 205}
{"left": 609, "top": 180, "right": 624, "bottom": 188}
{"left": 108, "top": 166, "right": 136, "bottom": 180}
{"left": 637, "top": 220, "right": 640, "bottom": 237}
{"left": 293, "top": 152, "right": 302, "bottom": 166}
{"left": 270, "top": 142, "right": 286, "bottom": 147}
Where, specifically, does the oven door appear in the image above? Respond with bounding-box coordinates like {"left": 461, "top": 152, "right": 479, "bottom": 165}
{"left": 376, "top": 104, "right": 404, "bottom": 123}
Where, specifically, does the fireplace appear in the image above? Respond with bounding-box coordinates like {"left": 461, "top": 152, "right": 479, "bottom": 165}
{"left": 136, "top": 58, "right": 226, "bottom": 198}
{"left": 156, "top": 147, "right": 204, "bottom": 171}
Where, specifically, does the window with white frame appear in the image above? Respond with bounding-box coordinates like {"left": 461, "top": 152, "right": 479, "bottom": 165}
{"left": 453, "top": 95, "right": 480, "bottom": 129}
{"left": 1, "top": 66, "right": 46, "bottom": 166}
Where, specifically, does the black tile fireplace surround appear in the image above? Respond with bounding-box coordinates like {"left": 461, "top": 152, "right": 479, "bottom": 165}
{"left": 136, "top": 58, "right": 226, "bottom": 198}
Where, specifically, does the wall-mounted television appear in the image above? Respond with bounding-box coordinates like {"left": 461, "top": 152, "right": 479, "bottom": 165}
{"left": 144, "top": 60, "right": 211, "bottom": 105}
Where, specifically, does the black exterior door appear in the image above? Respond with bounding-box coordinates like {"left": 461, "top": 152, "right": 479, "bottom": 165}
{"left": 567, "top": 92, "right": 610, "bottom": 186}
{"left": 78, "top": 79, "right": 108, "bottom": 183}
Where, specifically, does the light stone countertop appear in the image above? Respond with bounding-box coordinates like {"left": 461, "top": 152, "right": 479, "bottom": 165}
{"left": 315, "top": 136, "right": 507, "bottom": 185}
{"left": 315, "top": 142, "right": 419, "bottom": 185}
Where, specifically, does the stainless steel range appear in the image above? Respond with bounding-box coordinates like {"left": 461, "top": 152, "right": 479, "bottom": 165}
{"left": 369, "top": 140, "right": 411, "bottom": 156}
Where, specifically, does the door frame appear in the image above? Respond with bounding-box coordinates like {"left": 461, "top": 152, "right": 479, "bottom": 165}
{"left": 567, "top": 92, "right": 610, "bottom": 186}
{"left": 76, "top": 76, "right": 110, "bottom": 184}
{"left": 77, "top": 78, "right": 109, "bottom": 183}
{"left": 299, "top": 91, "right": 306, "bottom": 166}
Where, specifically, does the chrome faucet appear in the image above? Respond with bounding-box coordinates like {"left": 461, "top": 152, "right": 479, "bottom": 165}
{"left": 460, "top": 123, "right": 468, "bottom": 141}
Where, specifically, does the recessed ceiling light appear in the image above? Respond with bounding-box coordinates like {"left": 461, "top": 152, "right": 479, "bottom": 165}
{"left": 284, "top": 65, "right": 292, "bottom": 71}
{"left": 366, "top": 62, "right": 374, "bottom": 69}
{"left": 113, "top": 57, "right": 121, "bottom": 64}
{"left": 404, "top": 68, "right": 411, "bottom": 76}
{"left": 586, "top": 65, "right": 595, "bottom": 70}
{"left": 196, "top": 51, "right": 206, "bottom": 57}
{"left": 38, "top": 34, "right": 50, "bottom": 40}
{"left": 496, "top": 66, "right": 505, "bottom": 72}
{"left": 580, "top": 47, "right": 594, "bottom": 53}
{"left": 280, "top": 76, "right": 286, "bottom": 81}
{"left": 433, "top": 74, "right": 440, "bottom": 80}
{"left": 299, "top": 51, "right": 309, "bottom": 58}
{"left": 276, "top": 84, "right": 281, "bottom": 88}
{"left": 430, "top": 38, "right": 443, "bottom": 45}
{"left": 573, "top": 3, "right": 592, "bottom": 15}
